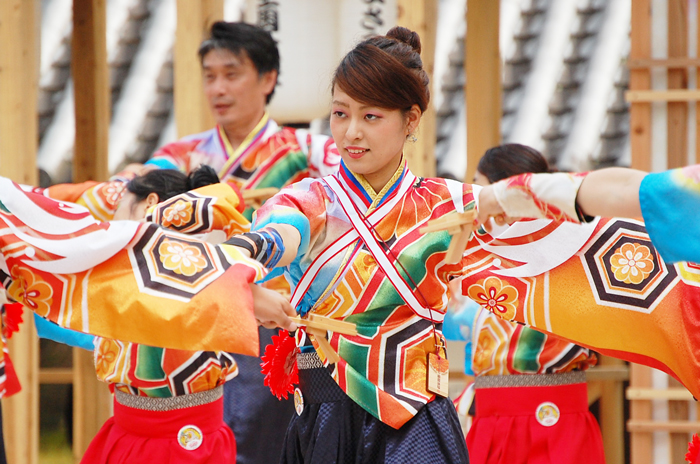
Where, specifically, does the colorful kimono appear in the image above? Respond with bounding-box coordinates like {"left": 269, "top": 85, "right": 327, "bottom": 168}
{"left": 254, "top": 160, "right": 474, "bottom": 429}
{"left": 146, "top": 114, "right": 340, "bottom": 219}
{"left": 256, "top": 159, "right": 700, "bottom": 432}
{"left": 32, "top": 178, "right": 251, "bottom": 397}
{"left": 451, "top": 304, "right": 596, "bottom": 378}
{"left": 146, "top": 114, "right": 339, "bottom": 463}
{"left": 464, "top": 174, "right": 700, "bottom": 403}
{"left": 0, "top": 176, "right": 262, "bottom": 355}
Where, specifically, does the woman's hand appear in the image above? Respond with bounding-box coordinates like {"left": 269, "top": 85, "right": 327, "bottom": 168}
{"left": 249, "top": 283, "right": 297, "bottom": 332}
{"left": 477, "top": 185, "right": 513, "bottom": 232}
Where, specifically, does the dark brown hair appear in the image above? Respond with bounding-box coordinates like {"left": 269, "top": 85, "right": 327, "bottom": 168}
{"left": 332, "top": 26, "right": 430, "bottom": 113}
{"left": 198, "top": 22, "right": 280, "bottom": 104}
{"left": 127, "top": 165, "right": 220, "bottom": 203}
{"left": 477, "top": 144, "right": 553, "bottom": 183}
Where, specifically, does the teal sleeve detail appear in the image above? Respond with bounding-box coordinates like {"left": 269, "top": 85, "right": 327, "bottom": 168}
{"left": 252, "top": 209, "right": 311, "bottom": 259}
{"left": 33, "top": 313, "right": 95, "bottom": 351}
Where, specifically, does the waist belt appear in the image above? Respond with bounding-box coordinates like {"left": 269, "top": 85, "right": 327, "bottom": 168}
{"left": 114, "top": 385, "right": 224, "bottom": 412}
{"left": 473, "top": 371, "right": 585, "bottom": 389}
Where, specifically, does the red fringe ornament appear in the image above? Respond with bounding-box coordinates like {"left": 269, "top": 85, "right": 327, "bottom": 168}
{"left": 2, "top": 303, "right": 24, "bottom": 339}
{"left": 261, "top": 331, "right": 299, "bottom": 400}
{"left": 687, "top": 434, "right": 700, "bottom": 463}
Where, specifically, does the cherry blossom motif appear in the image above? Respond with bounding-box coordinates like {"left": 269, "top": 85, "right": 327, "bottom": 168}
{"left": 467, "top": 276, "right": 519, "bottom": 321}
{"left": 8, "top": 266, "right": 53, "bottom": 317}
{"left": 100, "top": 181, "right": 127, "bottom": 206}
{"left": 158, "top": 238, "right": 208, "bottom": 277}
{"left": 610, "top": 242, "right": 655, "bottom": 285}
{"left": 162, "top": 200, "right": 193, "bottom": 228}
{"left": 95, "top": 341, "right": 118, "bottom": 378}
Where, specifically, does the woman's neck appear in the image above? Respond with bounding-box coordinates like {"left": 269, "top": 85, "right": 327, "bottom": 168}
{"left": 361, "top": 154, "right": 404, "bottom": 195}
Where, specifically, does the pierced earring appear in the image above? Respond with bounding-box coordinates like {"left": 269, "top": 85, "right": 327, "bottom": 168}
{"left": 407, "top": 133, "right": 418, "bottom": 143}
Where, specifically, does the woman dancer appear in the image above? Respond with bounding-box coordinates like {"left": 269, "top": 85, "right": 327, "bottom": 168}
{"left": 229, "top": 25, "right": 700, "bottom": 464}
{"left": 454, "top": 144, "right": 604, "bottom": 464}
{"left": 32, "top": 166, "right": 295, "bottom": 463}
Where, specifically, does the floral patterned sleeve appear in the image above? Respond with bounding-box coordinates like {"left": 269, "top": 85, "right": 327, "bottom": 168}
{"left": 146, "top": 183, "right": 250, "bottom": 242}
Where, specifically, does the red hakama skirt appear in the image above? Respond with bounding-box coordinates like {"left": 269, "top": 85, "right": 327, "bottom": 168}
{"left": 466, "top": 381, "right": 605, "bottom": 464}
{"left": 81, "top": 394, "right": 235, "bottom": 464}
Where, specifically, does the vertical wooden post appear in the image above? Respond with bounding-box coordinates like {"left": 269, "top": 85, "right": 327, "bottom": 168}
{"left": 666, "top": 0, "right": 688, "bottom": 169}
{"left": 397, "top": 0, "right": 438, "bottom": 178}
{"left": 630, "top": 364, "right": 653, "bottom": 464}
{"left": 0, "top": 1, "right": 40, "bottom": 463}
{"left": 465, "top": 0, "right": 500, "bottom": 183}
{"left": 73, "top": 0, "right": 110, "bottom": 182}
{"left": 630, "top": 0, "right": 653, "bottom": 172}
{"left": 697, "top": 2, "right": 700, "bottom": 164}
{"left": 668, "top": 376, "right": 690, "bottom": 462}
{"left": 71, "top": 0, "right": 113, "bottom": 459}
{"left": 72, "top": 348, "right": 113, "bottom": 460}
{"left": 174, "top": 0, "right": 224, "bottom": 138}
{"left": 598, "top": 356, "right": 625, "bottom": 464}
{"left": 464, "top": 0, "right": 502, "bottom": 182}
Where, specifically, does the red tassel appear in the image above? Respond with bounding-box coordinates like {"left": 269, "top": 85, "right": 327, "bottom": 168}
{"left": 260, "top": 331, "right": 299, "bottom": 400}
{"left": 687, "top": 434, "right": 700, "bottom": 463}
{"left": 2, "top": 303, "right": 24, "bottom": 339}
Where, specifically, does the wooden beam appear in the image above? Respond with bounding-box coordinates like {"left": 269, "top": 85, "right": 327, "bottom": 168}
{"left": 397, "top": 0, "right": 438, "bottom": 178}
{"left": 696, "top": 0, "right": 700, "bottom": 165}
{"left": 174, "top": 0, "right": 223, "bottom": 138}
{"left": 72, "top": 349, "right": 112, "bottom": 460}
{"left": 669, "top": 376, "right": 691, "bottom": 464}
{"left": 72, "top": 0, "right": 110, "bottom": 182}
{"left": 667, "top": 0, "right": 688, "bottom": 170}
{"left": 0, "top": 1, "right": 40, "bottom": 463}
{"left": 465, "top": 0, "right": 501, "bottom": 182}
{"left": 71, "top": 1, "right": 114, "bottom": 458}
{"left": 628, "top": 57, "right": 700, "bottom": 68}
{"left": 630, "top": 0, "right": 653, "bottom": 172}
{"left": 597, "top": 356, "right": 625, "bottom": 464}
{"left": 627, "top": 387, "right": 694, "bottom": 400}
{"left": 628, "top": 420, "right": 700, "bottom": 433}
{"left": 38, "top": 368, "right": 75, "bottom": 385}
{"left": 629, "top": 364, "right": 653, "bottom": 464}
{"left": 626, "top": 89, "right": 700, "bottom": 102}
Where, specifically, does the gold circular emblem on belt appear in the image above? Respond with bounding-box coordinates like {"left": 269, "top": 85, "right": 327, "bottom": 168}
{"left": 535, "top": 402, "right": 560, "bottom": 427}
{"left": 177, "top": 425, "right": 203, "bottom": 450}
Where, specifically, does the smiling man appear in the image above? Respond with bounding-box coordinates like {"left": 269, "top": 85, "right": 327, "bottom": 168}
{"left": 146, "top": 22, "right": 340, "bottom": 218}
{"left": 145, "top": 22, "right": 340, "bottom": 464}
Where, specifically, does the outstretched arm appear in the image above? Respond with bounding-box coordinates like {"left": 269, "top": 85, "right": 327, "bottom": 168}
{"left": 477, "top": 168, "right": 647, "bottom": 228}
{"left": 576, "top": 168, "right": 645, "bottom": 219}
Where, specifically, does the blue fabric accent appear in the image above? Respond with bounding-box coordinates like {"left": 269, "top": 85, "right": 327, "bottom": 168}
{"left": 442, "top": 299, "right": 480, "bottom": 376}
{"left": 33, "top": 313, "right": 95, "bottom": 351}
{"left": 253, "top": 209, "right": 311, "bottom": 259}
{"left": 640, "top": 169, "right": 700, "bottom": 264}
{"left": 144, "top": 158, "right": 179, "bottom": 170}
{"left": 339, "top": 162, "right": 373, "bottom": 205}
{"left": 258, "top": 228, "right": 285, "bottom": 268}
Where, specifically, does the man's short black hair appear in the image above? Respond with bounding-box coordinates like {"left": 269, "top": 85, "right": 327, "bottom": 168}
{"left": 198, "top": 21, "right": 280, "bottom": 104}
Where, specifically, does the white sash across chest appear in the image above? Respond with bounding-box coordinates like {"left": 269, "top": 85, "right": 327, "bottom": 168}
{"left": 290, "top": 172, "right": 444, "bottom": 323}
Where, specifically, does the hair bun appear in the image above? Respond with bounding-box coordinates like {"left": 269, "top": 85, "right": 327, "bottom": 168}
{"left": 386, "top": 26, "right": 421, "bottom": 54}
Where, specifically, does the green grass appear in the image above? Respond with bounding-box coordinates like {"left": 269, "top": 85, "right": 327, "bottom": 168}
{"left": 39, "top": 426, "right": 73, "bottom": 464}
